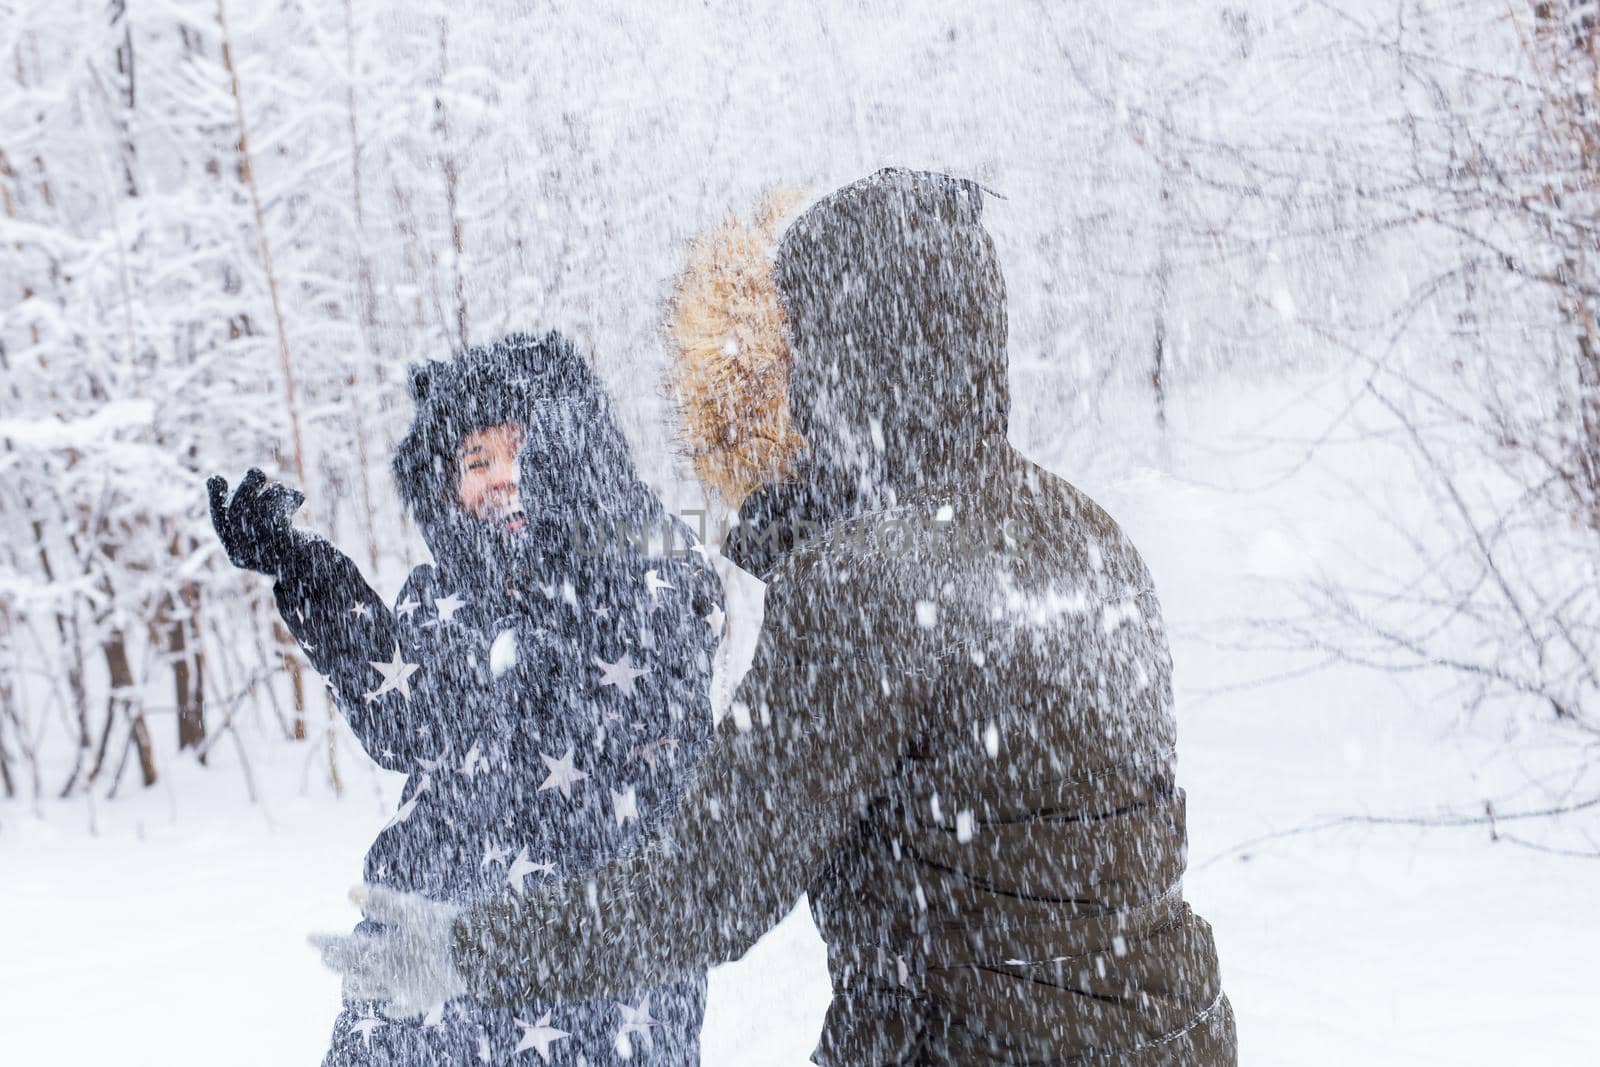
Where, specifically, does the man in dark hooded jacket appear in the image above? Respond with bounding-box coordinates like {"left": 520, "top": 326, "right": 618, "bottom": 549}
{"left": 320, "top": 172, "right": 1235, "bottom": 1064}
{"left": 211, "top": 332, "right": 723, "bottom": 1064}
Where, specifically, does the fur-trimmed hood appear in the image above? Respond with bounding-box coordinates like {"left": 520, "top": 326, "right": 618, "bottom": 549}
{"left": 668, "top": 167, "right": 1011, "bottom": 574}
{"left": 666, "top": 191, "right": 809, "bottom": 505}
{"left": 393, "top": 331, "right": 649, "bottom": 586}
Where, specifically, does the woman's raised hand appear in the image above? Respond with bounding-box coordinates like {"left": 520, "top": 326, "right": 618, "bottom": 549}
{"left": 206, "top": 467, "right": 313, "bottom": 579}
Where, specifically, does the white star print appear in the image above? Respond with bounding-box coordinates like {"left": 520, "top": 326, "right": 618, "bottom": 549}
{"left": 301, "top": 639, "right": 317, "bottom": 653}
{"left": 537, "top": 746, "right": 589, "bottom": 799}
{"left": 461, "top": 739, "right": 484, "bottom": 778}
{"left": 617, "top": 995, "right": 660, "bottom": 1048}
{"left": 422, "top": 1001, "right": 446, "bottom": 1028}
{"left": 481, "top": 840, "right": 511, "bottom": 869}
{"left": 380, "top": 774, "right": 430, "bottom": 831}
{"left": 395, "top": 596, "right": 421, "bottom": 619}
{"left": 643, "top": 569, "right": 674, "bottom": 603}
{"left": 350, "top": 1014, "right": 383, "bottom": 1047}
{"left": 349, "top": 600, "right": 371, "bottom": 619}
{"left": 369, "top": 645, "right": 420, "bottom": 701}
{"left": 611, "top": 785, "right": 639, "bottom": 827}
{"left": 434, "top": 593, "right": 467, "bottom": 623}
{"left": 476, "top": 1033, "right": 491, "bottom": 1062}
{"left": 507, "top": 846, "right": 555, "bottom": 894}
{"left": 514, "top": 1011, "right": 570, "bottom": 1062}
{"left": 703, "top": 602, "right": 726, "bottom": 635}
{"left": 631, "top": 737, "right": 679, "bottom": 769}
{"left": 594, "top": 653, "right": 650, "bottom": 698}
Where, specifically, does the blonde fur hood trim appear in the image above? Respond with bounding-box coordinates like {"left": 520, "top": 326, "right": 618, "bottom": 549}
{"left": 667, "top": 190, "right": 810, "bottom": 506}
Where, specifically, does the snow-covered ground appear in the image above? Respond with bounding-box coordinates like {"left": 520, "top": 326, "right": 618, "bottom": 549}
{"left": 4, "top": 372, "right": 1598, "bottom": 1064}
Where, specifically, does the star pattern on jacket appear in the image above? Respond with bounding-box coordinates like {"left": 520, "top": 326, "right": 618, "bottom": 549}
{"left": 703, "top": 602, "right": 727, "bottom": 635}
{"left": 395, "top": 595, "right": 421, "bottom": 619}
{"left": 349, "top": 600, "right": 371, "bottom": 619}
{"left": 629, "top": 737, "right": 679, "bottom": 769}
{"left": 480, "top": 840, "right": 511, "bottom": 869}
{"left": 506, "top": 846, "right": 555, "bottom": 894}
{"left": 514, "top": 1011, "right": 570, "bottom": 1062}
{"left": 610, "top": 785, "right": 639, "bottom": 826}
{"left": 349, "top": 1014, "right": 383, "bottom": 1047}
{"left": 616, "top": 995, "right": 660, "bottom": 1046}
{"left": 379, "top": 774, "right": 429, "bottom": 832}
{"left": 537, "top": 745, "right": 589, "bottom": 799}
{"left": 369, "top": 644, "right": 420, "bottom": 700}
{"left": 594, "top": 653, "right": 650, "bottom": 697}
{"left": 643, "top": 568, "right": 674, "bottom": 603}
{"left": 416, "top": 750, "right": 451, "bottom": 774}
{"left": 461, "top": 739, "right": 485, "bottom": 778}
{"left": 433, "top": 592, "right": 467, "bottom": 623}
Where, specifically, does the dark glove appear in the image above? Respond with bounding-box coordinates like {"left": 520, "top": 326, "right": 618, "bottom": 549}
{"left": 207, "top": 468, "right": 316, "bottom": 580}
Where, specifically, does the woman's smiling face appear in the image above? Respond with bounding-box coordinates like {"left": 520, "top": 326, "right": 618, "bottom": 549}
{"left": 456, "top": 423, "right": 527, "bottom": 534}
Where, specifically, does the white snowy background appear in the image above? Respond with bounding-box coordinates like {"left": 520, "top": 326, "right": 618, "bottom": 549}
{"left": 4, "top": 1, "right": 1599, "bottom": 1063}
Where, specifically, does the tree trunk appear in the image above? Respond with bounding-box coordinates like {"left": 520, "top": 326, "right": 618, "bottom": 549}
{"left": 1533, "top": 1, "right": 1600, "bottom": 526}
{"left": 109, "top": 0, "right": 138, "bottom": 196}
{"left": 99, "top": 633, "right": 158, "bottom": 788}
{"left": 344, "top": 0, "right": 384, "bottom": 576}
{"left": 436, "top": 17, "right": 468, "bottom": 349}
{"left": 168, "top": 579, "right": 207, "bottom": 751}
{"left": 273, "top": 620, "right": 308, "bottom": 740}
{"left": 1151, "top": 169, "right": 1173, "bottom": 455}
{"left": 0, "top": 685, "right": 16, "bottom": 799}
{"left": 57, "top": 612, "right": 91, "bottom": 796}
{"left": 218, "top": 0, "right": 313, "bottom": 517}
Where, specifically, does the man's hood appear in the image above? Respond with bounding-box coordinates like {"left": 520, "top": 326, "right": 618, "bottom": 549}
{"left": 668, "top": 168, "right": 1011, "bottom": 575}
{"left": 774, "top": 167, "right": 1010, "bottom": 501}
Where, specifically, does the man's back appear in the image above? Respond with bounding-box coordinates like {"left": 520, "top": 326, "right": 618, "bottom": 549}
{"left": 786, "top": 442, "right": 1233, "bottom": 1063}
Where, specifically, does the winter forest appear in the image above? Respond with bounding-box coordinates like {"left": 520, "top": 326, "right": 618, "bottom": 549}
{"left": 3, "top": 0, "right": 1598, "bottom": 1063}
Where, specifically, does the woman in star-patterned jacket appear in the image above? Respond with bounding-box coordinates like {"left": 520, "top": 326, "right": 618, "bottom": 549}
{"left": 208, "top": 331, "right": 724, "bottom": 1064}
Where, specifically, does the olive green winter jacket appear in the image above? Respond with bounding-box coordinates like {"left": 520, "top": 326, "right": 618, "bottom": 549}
{"left": 452, "top": 168, "right": 1234, "bottom": 1064}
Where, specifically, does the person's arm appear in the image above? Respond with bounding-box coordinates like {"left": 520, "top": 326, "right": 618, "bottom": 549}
{"left": 273, "top": 550, "right": 439, "bottom": 770}
{"left": 451, "top": 555, "right": 888, "bottom": 1006}
{"left": 208, "top": 469, "right": 437, "bottom": 771}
